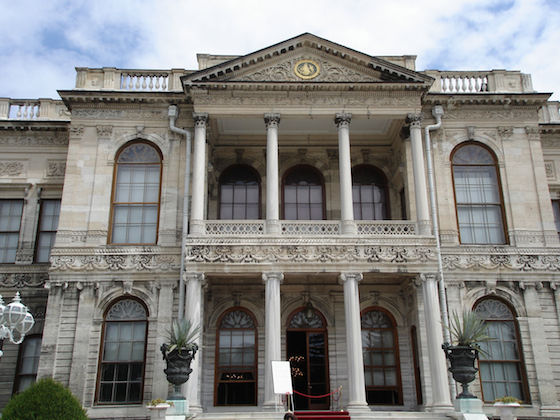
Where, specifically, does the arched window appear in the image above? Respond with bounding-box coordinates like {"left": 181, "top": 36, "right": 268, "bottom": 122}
{"left": 474, "top": 298, "right": 529, "bottom": 402}
{"left": 352, "top": 165, "right": 389, "bottom": 220}
{"left": 109, "top": 142, "right": 162, "bottom": 244}
{"left": 361, "top": 308, "right": 402, "bottom": 405}
{"left": 451, "top": 143, "right": 506, "bottom": 244}
{"left": 215, "top": 308, "right": 257, "bottom": 406}
{"left": 283, "top": 165, "right": 325, "bottom": 220}
{"left": 219, "top": 165, "right": 260, "bottom": 219}
{"left": 97, "top": 299, "right": 147, "bottom": 404}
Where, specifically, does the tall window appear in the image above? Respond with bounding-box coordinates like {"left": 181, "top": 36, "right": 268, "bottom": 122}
{"left": 352, "top": 165, "right": 388, "bottom": 220}
{"left": 215, "top": 308, "right": 257, "bottom": 406}
{"left": 474, "top": 298, "right": 528, "bottom": 402}
{"left": 552, "top": 200, "right": 560, "bottom": 237}
{"left": 35, "top": 199, "right": 61, "bottom": 263}
{"left": 452, "top": 143, "right": 506, "bottom": 244}
{"left": 110, "top": 142, "right": 162, "bottom": 244}
{"left": 0, "top": 199, "right": 23, "bottom": 263}
{"left": 283, "top": 165, "right": 325, "bottom": 220}
{"left": 13, "top": 335, "right": 42, "bottom": 393}
{"left": 219, "top": 165, "right": 260, "bottom": 219}
{"left": 361, "top": 308, "right": 402, "bottom": 405}
{"left": 97, "top": 299, "right": 147, "bottom": 404}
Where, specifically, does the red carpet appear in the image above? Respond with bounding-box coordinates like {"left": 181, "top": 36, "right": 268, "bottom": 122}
{"left": 294, "top": 411, "right": 351, "bottom": 420}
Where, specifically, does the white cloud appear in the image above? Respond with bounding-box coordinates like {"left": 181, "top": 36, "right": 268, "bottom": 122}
{"left": 0, "top": 0, "right": 558, "bottom": 99}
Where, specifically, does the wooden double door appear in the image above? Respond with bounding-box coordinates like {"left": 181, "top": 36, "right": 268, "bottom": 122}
{"left": 286, "top": 308, "right": 330, "bottom": 410}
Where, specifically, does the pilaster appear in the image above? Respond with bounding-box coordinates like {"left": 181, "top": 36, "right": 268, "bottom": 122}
{"left": 153, "top": 282, "right": 174, "bottom": 399}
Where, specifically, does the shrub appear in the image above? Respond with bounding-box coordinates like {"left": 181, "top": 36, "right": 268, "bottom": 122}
{"left": 2, "top": 378, "right": 88, "bottom": 420}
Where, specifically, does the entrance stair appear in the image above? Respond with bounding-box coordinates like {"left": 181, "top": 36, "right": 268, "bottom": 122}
{"left": 294, "top": 410, "right": 350, "bottom": 420}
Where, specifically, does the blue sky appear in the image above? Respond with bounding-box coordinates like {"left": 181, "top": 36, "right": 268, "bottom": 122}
{"left": 1, "top": 0, "right": 558, "bottom": 99}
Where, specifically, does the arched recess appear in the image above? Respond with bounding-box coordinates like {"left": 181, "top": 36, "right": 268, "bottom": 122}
{"left": 109, "top": 141, "right": 163, "bottom": 244}
{"left": 451, "top": 141, "right": 507, "bottom": 244}
{"left": 473, "top": 297, "right": 530, "bottom": 403}
{"left": 282, "top": 164, "right": 326, "bottom": 220}
{"left": 286, "top": 306, "right": 330, "bottom": 410}
{"left": 95, "top": 297, "right": 148, "bottom": 404}
{"left": 214, "top": 307, "right": 258, "bottom": 406}
{"left": 361, "top": 306, "right": 403, "bottom": 405}
{"left": 218, "top": 164, "right": 261, "bottom": 219}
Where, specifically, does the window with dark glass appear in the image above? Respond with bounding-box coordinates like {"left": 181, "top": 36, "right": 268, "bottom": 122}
{"left": 0, "top": 199, "right": 23, "bottom": 263}
{"left": 35, "top": 199, "right": 61, "bottom": 263}
{"left": 215, "top": 308, "right": 257, "bottom": 406}
{"left": 474, "top": 298, "right": 528, "bottom": 402}
{"left": 219, "top": 165, "right": 260, "bottom": 219}
{"left": 352, "top": 165, "right": 388, "bottom": 220}
{"left": 110, "top": 142, "right": 162, "bottom": 244}
{"left": 97, "top": 299, "right": 147, "bottom": 404}
{"left": 283, "top": 165, "right": 325, "bottom": 220}
{"left": 13, "top": 335, "right": 42, "bottom": 393}
{"left": 452, "top": 143, "right": 506, "bottom": 244}
{"left": 552, "top": 200, "right": 560, "bottom": 237}
{"left": 361, "top": 308, "right": 402, "bottom": 405}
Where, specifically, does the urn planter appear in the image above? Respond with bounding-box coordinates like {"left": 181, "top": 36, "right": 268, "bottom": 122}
{"left": 161, "top": 343, "right": 198, "bottom": 399}
{"left": 442, "top": 343, "right": 479, "bottom": 399}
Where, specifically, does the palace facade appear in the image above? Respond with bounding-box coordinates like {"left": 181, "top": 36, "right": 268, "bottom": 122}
{"left": 1, "top": 33, "right": 560, "bottom": 419}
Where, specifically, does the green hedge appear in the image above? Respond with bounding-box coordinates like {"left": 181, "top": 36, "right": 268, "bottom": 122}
{"left": 2, "top": 378, "right": 88, "bottom": 420}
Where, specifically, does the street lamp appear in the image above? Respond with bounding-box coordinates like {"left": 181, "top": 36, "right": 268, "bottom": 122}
{"left": 0, "top": 292, "right": 35, "bottom": 358}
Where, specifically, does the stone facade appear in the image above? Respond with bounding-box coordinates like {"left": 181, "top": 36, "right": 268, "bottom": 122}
{"left": 1, "top": 33, "right": 560, "bottom": 419}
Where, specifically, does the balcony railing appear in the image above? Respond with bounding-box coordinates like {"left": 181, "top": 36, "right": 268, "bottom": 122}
{"left": 425, "top": 70, "right": 534, "bottom": 94}
{"left": 201, "top": 220, "right": 417, "bottom": 236}
{"left": 75, "top": 68, "right": 190, "bottom": 91}
{"left": 0, "top": 98, "right": 69, "bottom": 121}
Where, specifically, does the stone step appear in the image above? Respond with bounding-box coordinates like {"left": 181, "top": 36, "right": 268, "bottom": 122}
{"left": 294, "top": 410, "right": 350, "bottom": 420}
{"left": 193, "top": 411, "right": 454, "bottom": 420}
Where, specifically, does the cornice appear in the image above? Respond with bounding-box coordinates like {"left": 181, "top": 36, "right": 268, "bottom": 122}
{"left": 0, "top": 121, "right": 69, "bottom": 131}
{"left": 424, "top": 92, "right": 551, "bottom": 107}
{"left": 187, "top": 81, "right": 427, "bottom": 93}
{"left": 540, "top": 123, "right": 560, "bottom": 134}
{"left": 57, "top": 90, "right": 190, "bottom": 109}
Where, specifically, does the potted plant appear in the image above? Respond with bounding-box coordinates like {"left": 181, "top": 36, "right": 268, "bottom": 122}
{"left": 493, "top": 396, "right": 521, "bottom": 420}
{"left": 160, "top": 318, "right": 200, "bottom": 399}
{"left": 442, "top": 310, "right": 491, "bottom": 399}
{"left": 147, "top": 399, "right": 173, "bottom": 420}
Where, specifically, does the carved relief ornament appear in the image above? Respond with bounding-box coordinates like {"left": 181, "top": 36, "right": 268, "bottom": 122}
{"left": 0, "top": 161, "right": 25, "bottom": 176}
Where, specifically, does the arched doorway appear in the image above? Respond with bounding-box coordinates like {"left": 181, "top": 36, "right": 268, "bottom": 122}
{"left": 286, "top": 307, "right": 329, "bottom": 410}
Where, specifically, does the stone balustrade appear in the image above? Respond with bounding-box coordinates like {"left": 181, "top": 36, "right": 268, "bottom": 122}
{"left": 201, "top": 220, "right": 417, "bottom": 236}
{"left": 540, "top": 101, "right": 560, "bottom": 123}
{"left": 425, "top": 69, "right": 534, "bottom": 94}
{"left": 75, "top": 67, "right": 189, "bottom": 91}
{"left": 0, "top": 98, "right": 69, "bottom": 120}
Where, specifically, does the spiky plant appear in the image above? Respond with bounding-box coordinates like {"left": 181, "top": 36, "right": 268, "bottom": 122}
{"left": 164, "top": 318, "right": 200, "bottom": 354}
{"left": 449, "top": 310, "right": 492, "bottom": 353}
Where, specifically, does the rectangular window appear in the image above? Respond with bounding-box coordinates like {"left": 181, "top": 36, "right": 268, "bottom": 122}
{"left": 0, "top": 199, "right": 23, "bottom": 263}
{"left": 35, "top": 199, "right": 61, "bottom": 263}
{"left": 14, "top": 336, "right": 42, "bottom": 393}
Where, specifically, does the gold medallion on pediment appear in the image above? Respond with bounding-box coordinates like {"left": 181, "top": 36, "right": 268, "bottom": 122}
{"left": 294, "top": 59, "right": 320, "bottom": 80}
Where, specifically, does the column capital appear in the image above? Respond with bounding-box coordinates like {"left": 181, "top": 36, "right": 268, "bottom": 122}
{"left": 185, "top": 272, "right": 205, "bottom": 284}
{"left": 264, "top": 113, "right": 281, "bottom": 128}
{"left": 335, "top": 112, "right": 352, "bottom": 128}
{"left": 418, "top": 273, "right": 437, "bottom": 283}
{"left": 262, "top": 272, "right": 284, "bottom": 284}
{"left": 339, "top": 272, "right": 363, "bottom": 284}
{"left": 193, "top": 112, "right": 208, "bottom": 127}
{"left": 407, "top": 113, "right": 423, "bottom": 128}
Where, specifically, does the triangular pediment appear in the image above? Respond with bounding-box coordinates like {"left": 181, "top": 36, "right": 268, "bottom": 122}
{"left": 182, "top": 33, "right": 432, "bottom": 87}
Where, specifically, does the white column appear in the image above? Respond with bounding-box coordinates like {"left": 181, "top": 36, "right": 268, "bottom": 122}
{"left": 184, "top": 272, "right": 205, "bottom": 412}
{"left": 264, "top": 114, "right": 281, "bottom": 235}
{"left": 421, "top": 273, "right": 452, "bottom": 411}
{"left": 262, "top": 272, "right": 284, "bottom": 407}
{"left": 190, "top": 113, "right": 208, "bottom": 235}
{"left": 339, "top": 272, "right": 368, "bottom": 410}
{"left": 408, "top": 113, "right": 431, "bottom": 235}
{"left": 335, "top": 113, "right": 356, "bottom": 235}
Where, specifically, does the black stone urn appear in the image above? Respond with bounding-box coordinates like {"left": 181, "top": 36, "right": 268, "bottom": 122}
{"left": 161, "top": 343, "right": 198, "bottom": 399}
{"left": 442, "top": 343, "right": 479, "bottom": 399}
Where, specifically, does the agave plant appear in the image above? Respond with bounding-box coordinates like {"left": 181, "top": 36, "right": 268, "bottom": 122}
{"left": 163, "top": 318, "right": 200, "bottom": 355}
{"left": 449, "top": 310, "right": 492, "bottom": 354}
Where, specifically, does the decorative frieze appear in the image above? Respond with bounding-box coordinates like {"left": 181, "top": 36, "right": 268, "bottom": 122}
{"left": 442, "top": 249, "right": 560, "bottom": 271}
{"left": 0, "top": 272, "right": 48, "bottom": 288}
{"left": 545, "top": 160, "right": 556, "bottom": 179}
{"left": 0, "top": 132, "right": 68, "bottom": 146}
{"left": 46, "top": 160, "right": 66, "bottom": 177}
{"left": 50, "top": 252, "right": 180, "bottom": 272}
{"left": 0, "top": 160, "right": 25, "bottom": 176}
{"left": 72, "top": 108, "right": 168, "bottom": 120}
{"left": 96, "top": 125, "right": 113, "bottom": 138}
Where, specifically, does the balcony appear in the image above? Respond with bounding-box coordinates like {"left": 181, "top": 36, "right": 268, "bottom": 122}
{"left": 424, "top": 69, "right": 534, "bottom": 94}
{"left": 0, "top": 98, "right": 69, "bottom": 121}
{"left": 74, "top": 68, "right": 191, "bottom": 91}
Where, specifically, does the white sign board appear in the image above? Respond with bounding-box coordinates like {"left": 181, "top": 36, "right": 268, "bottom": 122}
{"left": 272, "top": 361, "right": 293, "bottom": 395}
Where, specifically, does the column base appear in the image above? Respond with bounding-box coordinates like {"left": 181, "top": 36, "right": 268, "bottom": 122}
{"left": 346, "top": 401, "right": 370, "bottom": 412}
{"left": 190, "top": 220, "right": 205, "bottom": 235}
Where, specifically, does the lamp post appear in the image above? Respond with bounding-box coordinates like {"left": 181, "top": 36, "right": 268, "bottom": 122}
{"left": 0, "top": 292, "right": 35, "bottom": 358}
